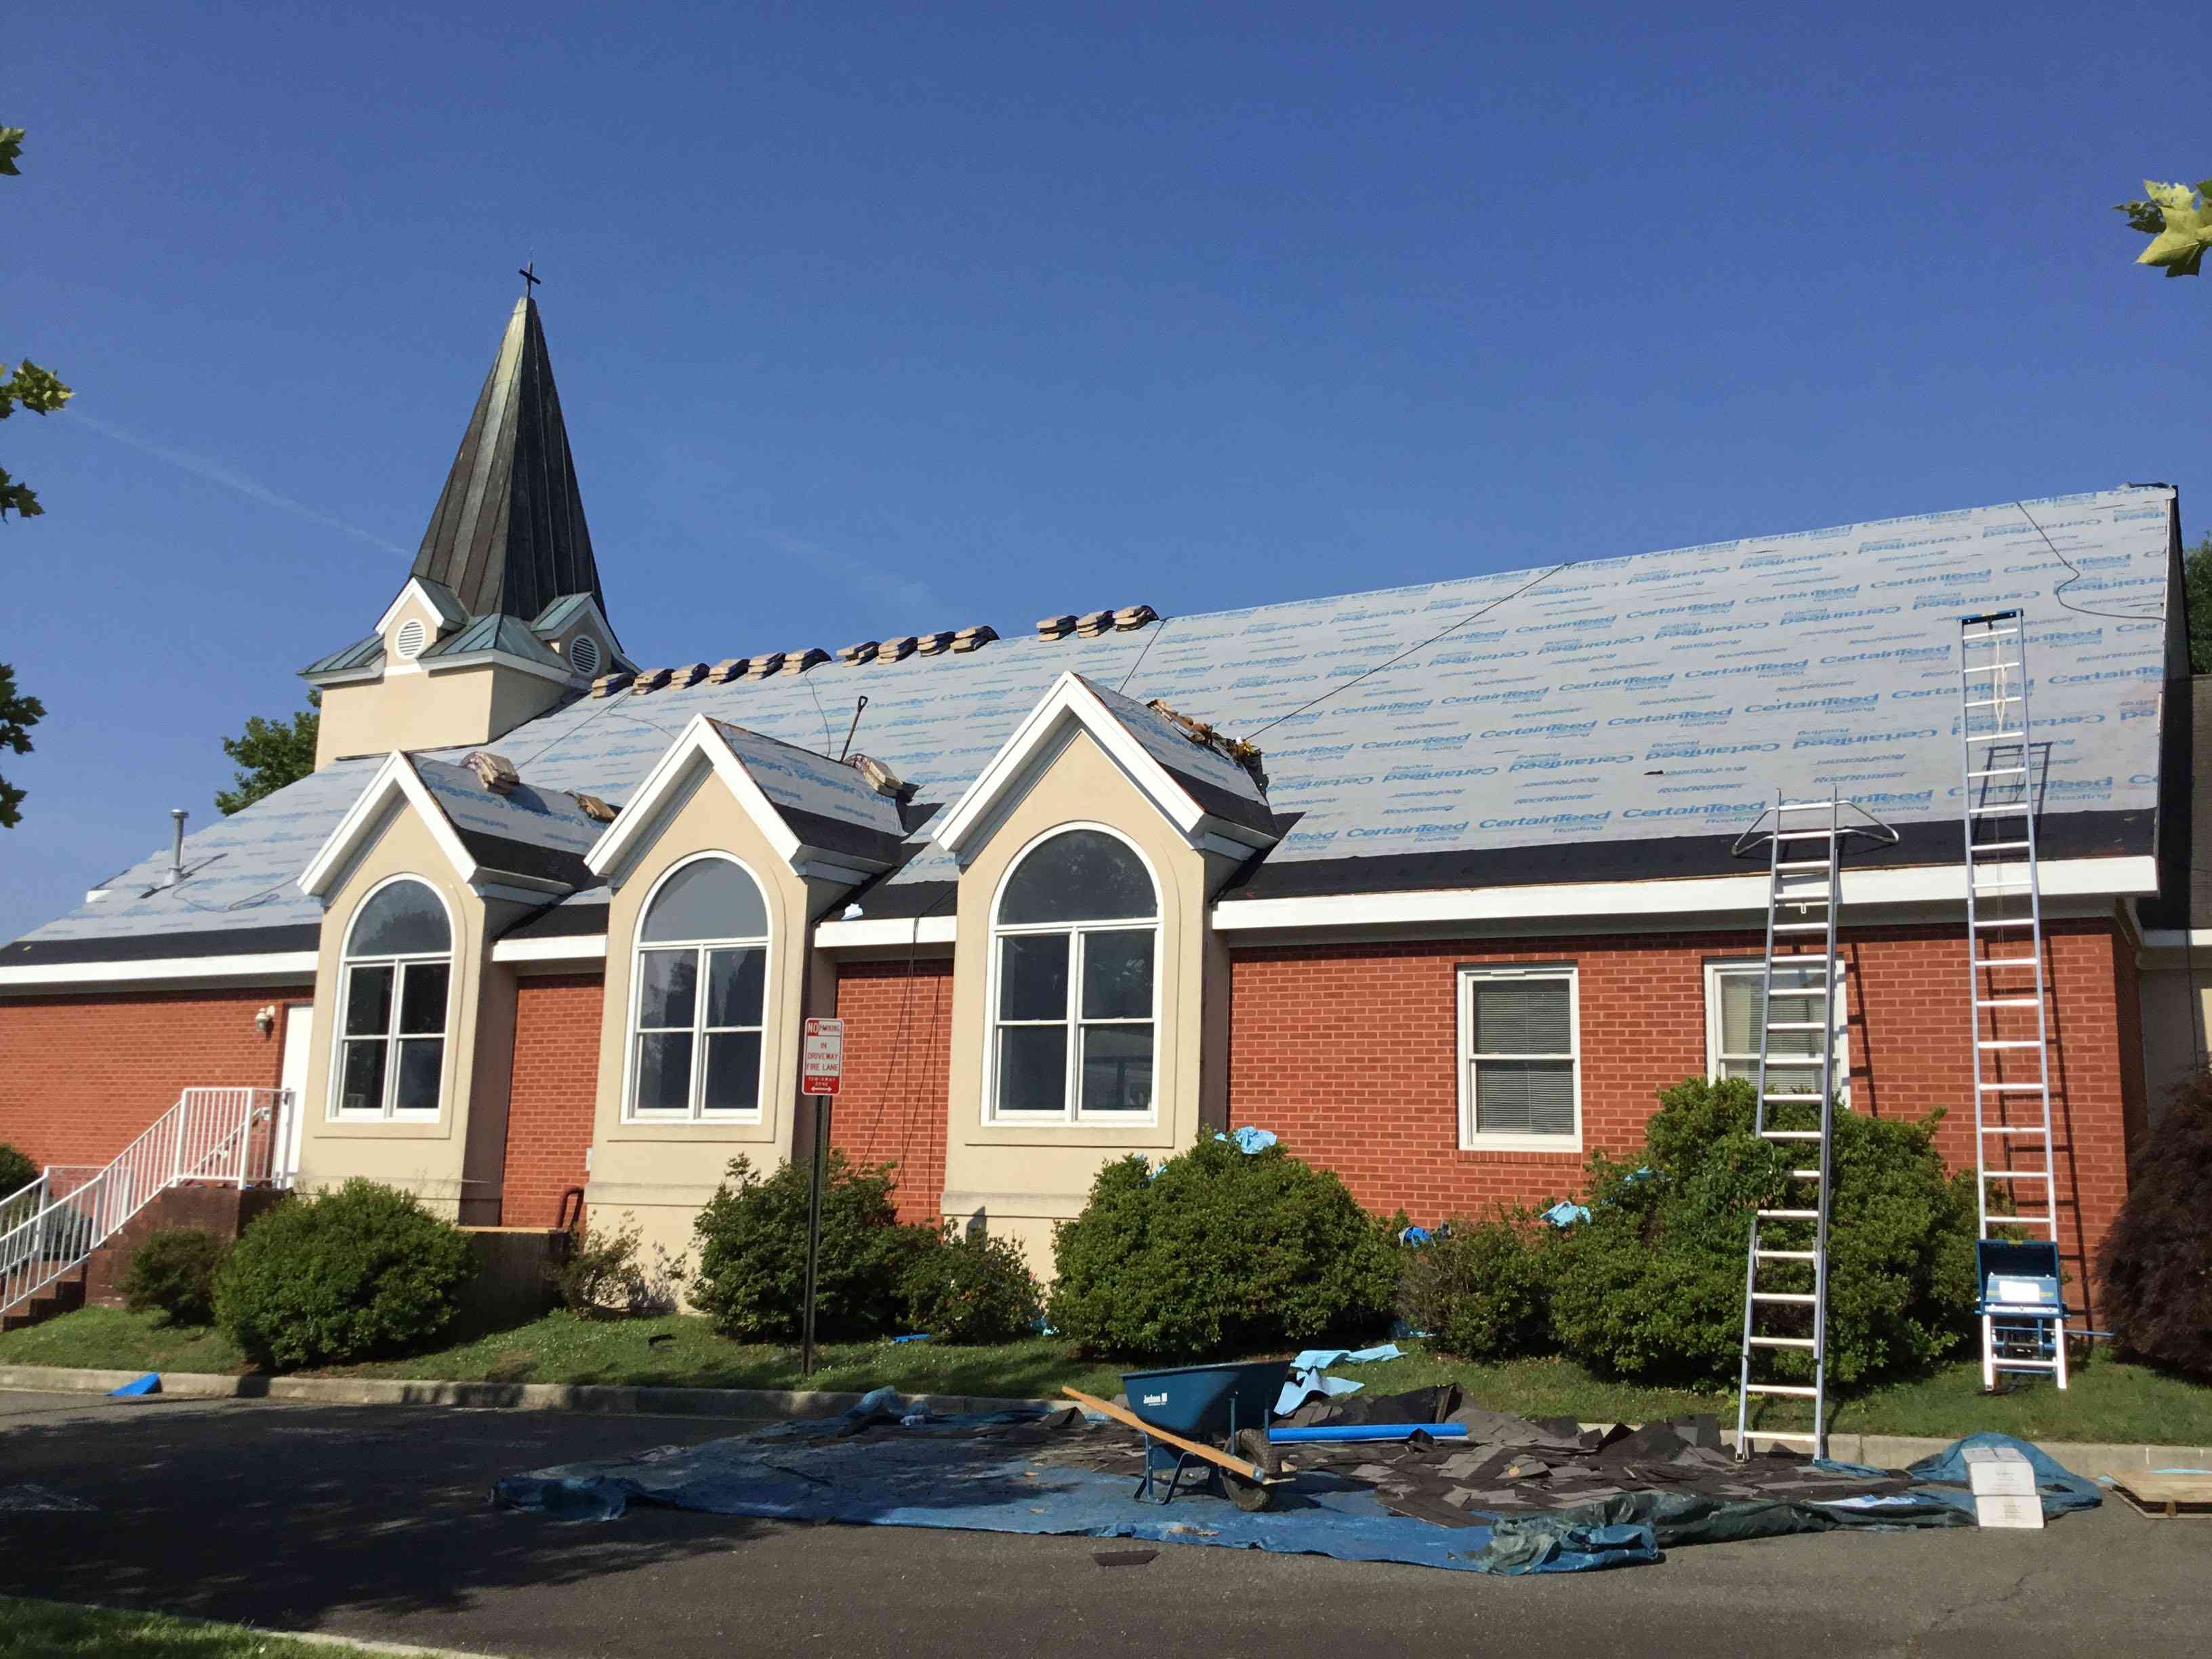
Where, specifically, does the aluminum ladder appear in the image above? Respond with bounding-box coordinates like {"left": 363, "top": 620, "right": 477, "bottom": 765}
{"left": 1730, "top": 793, "right": 1897, "bottom": 1458}
{"left": 1957, "top": 611, "right": 2066, "bottom": 1389}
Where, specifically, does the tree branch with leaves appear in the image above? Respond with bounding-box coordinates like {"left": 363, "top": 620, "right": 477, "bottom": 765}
{"left": 0, "top": 125, "right": 64, "bottom": 827}
{"left": 216, "top": 689, "right": 320, "bottom": 815}
{"left": 2117, "top": 178, "right": 2212, "bottom": 279}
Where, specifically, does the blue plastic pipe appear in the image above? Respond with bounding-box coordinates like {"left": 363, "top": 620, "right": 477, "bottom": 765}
{"left": 1268, "top": 1422, "right": 1469, "bottom": 1443}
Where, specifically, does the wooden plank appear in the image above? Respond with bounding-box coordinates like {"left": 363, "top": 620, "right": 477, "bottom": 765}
{"left": 2112, "top": 1473, "right": 2212, "bottom": 1519}
{"left": 1061, "top": 1387, "right": 1285, "bottom": 1485}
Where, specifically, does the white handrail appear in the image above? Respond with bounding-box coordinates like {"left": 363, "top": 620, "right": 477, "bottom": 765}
{"left": 1, "top": 1086, "right": 289, "bottom": 1318}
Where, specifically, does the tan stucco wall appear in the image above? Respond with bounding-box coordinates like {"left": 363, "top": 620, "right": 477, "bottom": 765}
{"left": 294, "top": 801, "right": 529, "bottom": 1223}
{"left": 583, "top": 759, "right": 842, "bottom": 1274}
{"left": 314, "top": 588, "right": 575, "bottom": 768}
{"left": 939, "top": 728, "right": 1239, "bottom": 1269}
{"left": 2138, "top": 962, "right": 2209, "bottom": 1128}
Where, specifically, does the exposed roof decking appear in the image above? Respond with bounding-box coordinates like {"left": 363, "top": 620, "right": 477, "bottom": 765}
{"left": 7, "top": 487, "right": 2178, "bottom": 959}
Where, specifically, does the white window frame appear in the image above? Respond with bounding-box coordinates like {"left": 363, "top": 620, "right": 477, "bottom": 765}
{"left": 329, "top": 874, "right": 455, "bottom": 1121}
{"left": 623, "top": 851, "right": 773, "bottom": 1124}
{"left": 1703, "top": 958, "right": 1851, "bottom": 1106}
{"left": 983, "top": 822, "right": 1163, "bottom": 1126}
{"left": 1456, "top": 963, "right": 1581, "bottom": 1152}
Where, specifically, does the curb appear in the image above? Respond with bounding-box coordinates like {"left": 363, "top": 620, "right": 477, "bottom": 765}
{"left": 0, "top": 1364, "right": 1057, "bottom": 1422}
{"left": 3, "top": 1364, "right": 2205, "bottom": 1482}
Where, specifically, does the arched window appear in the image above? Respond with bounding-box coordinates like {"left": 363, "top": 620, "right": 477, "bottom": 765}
{"left": 989, "top": 827, "right": 1158, "bottom": 1120}
{"left": 335, "top": 878, "right": 453, "bottom": 1118}
{"left": 628, "top": 855, "right": 771, "bottom": 1120}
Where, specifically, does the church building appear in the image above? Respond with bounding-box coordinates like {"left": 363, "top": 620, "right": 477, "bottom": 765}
{"left": 0, "top": 291, "right": 2198, "bottom": 1319}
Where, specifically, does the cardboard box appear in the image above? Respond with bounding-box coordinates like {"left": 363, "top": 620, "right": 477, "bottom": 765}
{"left": 1974, "top": 1492, "right": 2045, "bottom": 1529}
{"left": 1965, "top": 1445, "right": 2039, "bottom": 1497}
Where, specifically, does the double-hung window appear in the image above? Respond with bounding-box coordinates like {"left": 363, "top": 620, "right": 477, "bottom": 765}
{"left": 334, "top": 878, "right": 453, "bottom": 1118}
{"left": 989, "top": 827, "right": 1159, "bottom": 1121}
{"left": 628, "top": 855, "right": 772, "bottom": 1121}
{"left": 1704, "top": 960, "right": 1848, "bottom": 1105}
{"left": 1457, "top": 965, "right": 1580, "bottom": 1151}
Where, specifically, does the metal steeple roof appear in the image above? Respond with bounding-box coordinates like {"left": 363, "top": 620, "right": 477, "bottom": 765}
{"left": 409, "top": 294, "right": 606, "bottom": 626}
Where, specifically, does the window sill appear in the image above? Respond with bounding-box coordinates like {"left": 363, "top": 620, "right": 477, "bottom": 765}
{"left": 1457, "top": 1134, "right": 1583, "bottom": 1155}
{"left": 316, "top": 1113, "right": 452, "bottom": 1140}
{"left": 605, "top": 1114, "right": 776, "bottom": 1144}
{"left": 968, "top": 1115, "right": 1170, "bottom": 1149}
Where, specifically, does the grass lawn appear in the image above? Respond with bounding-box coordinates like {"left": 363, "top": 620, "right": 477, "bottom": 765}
{"left": 5, "top": 1306, "right": 2208, "bottom": 1443}
{"left": 0, "top": 1597, "right": 438, "bottom": 1658}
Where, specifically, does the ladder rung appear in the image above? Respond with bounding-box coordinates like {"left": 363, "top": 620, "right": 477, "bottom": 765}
{"left": 1742, "top": 1430, "right": 1822, "bottom": 1443}
{"left": 1752, "top": 1292, "right": 1818, "bottom": 1304}
{"left": 1973, "top": 917, "right": 2034, "bottom": 928}
{"left": 1984, "top": 1216, "right": 2056, "bottom": 1228}
{"left": 1960, "top": 663, "right": 2019, "bottom": 677}
{"left": 1774, "top": 801, "right": 1835, "bottom": 813}
{"left": 1748, "top": 1335, "right": 1818, "bottom": 1349}
{"left": 1969, "top": 840, "right": 2032, "bottom": 852}
{"left": 1967, "top": 765, "right": 2028, "bottom": 779}
{"left": 1982, "top": 1170, "right": 2052, "bottom": 1180}
{"left": 1762, "top": 1092, "right": 1822, "bottom": 1102}
{"left": 1976, "top": 957, "right": 2039, "bottom": 968}
{"left": 1775, "top": 859, "right": 1830, "bottom": 871}
{"left": 1760, "top": 1130, "right": 1822, "bottom": 1141}
{"left": 1978, "top": 729, "right": 2027, "bottom": 741}
{"left": 1771, "top": 922, "right": 1830, "bottom": 933}
{"left": 1963, "top": 696, "right": 2024, "bottom": 710}
{"left": 1790, "top": 1169, "right": 1822, "bottom": 1180}
{"left": 1766, "top": 1021, "right": 1828, "bottom": 1031}
{"left": 1981, "top": 1124, "right": 2047, "bottom": 1135}
{"left": 1773, "top": 830, "right": 1835, "bottom": 841}
{"left": 1758, "top": 1209, "right": 1820, "bottom": 1221}
{"left": 1976, "top": 1039, "right": 2043, "bottom": 1049}
{"left": 1974, "top": 997, "right": 2042, "bottom": 1008}
{"left": 1978, "top": 1082, "right": 2046, "bottom": 1091}
{"left": 1755, "top": 1249, "right": 1817, "bottom": 1261}
{"left": 1742, "top": 1383, "right": 1820, "bottom": 1397}
{"left": 1968, "top": 804, "right": 2030, "bottom": 816}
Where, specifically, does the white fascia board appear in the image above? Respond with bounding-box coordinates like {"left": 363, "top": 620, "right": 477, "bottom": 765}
{"left": 491, "top": 933, "right": 610, "bottom": 964}
{"left": 814, "top": 914, "right": 958, "bottom": 950}
{"left": 1211, "top": 855, "right": 2158, "bottom": 935}
{"left": 933, "top": 672, "right": 1212, "bottom": 859}
{"left": 583, "top": 715, "right": 804, "bottom": 882}
{"left": 297, "top": 753, "right": 482, "bottom": 899}
{"left": 421, "top": 648, "right": 579, "bottom": 687}
{"left": 375, "top": 577, "right": 463, "bottom": 636}
{"left": 302, "top": 664, "right": 383, "bottom": 687}
{"left": 0, "top": 950, "right": 319, "bottom": 991}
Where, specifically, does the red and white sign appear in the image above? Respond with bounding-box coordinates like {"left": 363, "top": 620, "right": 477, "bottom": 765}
{"left": 802, "top": 1017, "right": 844, "bottom": 1096}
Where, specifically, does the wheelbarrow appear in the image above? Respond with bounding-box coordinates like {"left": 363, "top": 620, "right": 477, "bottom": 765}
{"left": 1063, "top": 1359, "right": 1292, "bottom": 1511}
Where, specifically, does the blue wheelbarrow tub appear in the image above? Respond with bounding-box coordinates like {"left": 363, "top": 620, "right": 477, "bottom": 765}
{"left": 1119, "top": 1360, "right": 1290, "bottom": 1441}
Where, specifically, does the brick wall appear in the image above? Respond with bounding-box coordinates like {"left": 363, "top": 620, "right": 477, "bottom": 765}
{"left": 1227, "top": 918, "right": 2142, "bottom": 1320}
{"left": 501, "top": 972, "right": 603, "bottom": 1227}
{"left": 828, "top": 958, "right": 952, "bottom": 1223}
{"left": 0, "top": 987, "right": 289, "bottom": 1170}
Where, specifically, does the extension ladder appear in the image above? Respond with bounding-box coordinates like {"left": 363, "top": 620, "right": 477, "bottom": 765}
{"left": 1957, "top": 611, "right": 2066, "bottom": 1389}
{"left": 1730, "top": 793, "right": 1896, "bottom": 1458}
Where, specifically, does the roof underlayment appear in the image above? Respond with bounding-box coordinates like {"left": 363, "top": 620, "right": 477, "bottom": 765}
{"left": 4, "top": 486, "right": 2177, "bottom": 962}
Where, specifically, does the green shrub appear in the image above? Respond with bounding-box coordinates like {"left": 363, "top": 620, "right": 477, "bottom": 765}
{"left": 900, "top": 1223, "right": 1041, "bottom": 1345}
{"left": 1397, "top": 1208, "right": 1553, "bottom": 1359}
{"left": 213, "top": 1181, "right": 475, "bottom": 1369}
{"left": 1047, "top": 1137, "right": 1398, "bottom": 1359}
{"left": 1545, "top": 1076, "right": 1978, "bottom": 1386}
{"left": 2100, "top": 1069, "right": 2212, "bottom": 1377}
{"left": 690, "top": 1151, "right": 927, "bottom": 1341}
{"left": 550, "top": 1220, "right": 689, "bottom": 1318}
{"left": 0, "top": 1143, "right": 36, "bottom": 1201}
{"left": 121, "top": 1229, "right": 230, "bottom": 1326}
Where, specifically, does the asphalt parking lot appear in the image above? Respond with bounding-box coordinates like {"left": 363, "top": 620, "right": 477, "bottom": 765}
{"left": 0, "top": 1387, "right": 2201, "bottom": 1658}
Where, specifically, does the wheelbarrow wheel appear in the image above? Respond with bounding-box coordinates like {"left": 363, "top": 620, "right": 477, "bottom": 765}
{"left": 1221, "top": 1427, "right": 1279, "bottom": 1512}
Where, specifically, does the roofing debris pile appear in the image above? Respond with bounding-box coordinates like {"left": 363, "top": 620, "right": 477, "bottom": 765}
{"left": 494, "top": 1386, "right": 2100, "bottom": 1577}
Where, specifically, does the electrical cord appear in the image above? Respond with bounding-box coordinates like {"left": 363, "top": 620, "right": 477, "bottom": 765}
{"left": 2018, "top": 499, "right": 2165, "bottom": 625}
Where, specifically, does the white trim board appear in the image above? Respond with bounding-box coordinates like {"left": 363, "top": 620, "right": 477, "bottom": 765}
{"left": 0, "top": 950, "right": 319, "bottom": 991}
{"left": 813, "top": 915, "right": 959, "bottom": 951}
{"left": 1211, "top": 855, "right": 2156, "bottom": 935}
{"left": 491, "top": 932, "right": 610, "bottom": 964}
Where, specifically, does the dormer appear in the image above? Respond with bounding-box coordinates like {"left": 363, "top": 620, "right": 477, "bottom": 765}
{"left": 302, "top": 289, "right": 622, "bottom": 767}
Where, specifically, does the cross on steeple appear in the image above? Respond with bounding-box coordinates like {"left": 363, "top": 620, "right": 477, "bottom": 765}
{"left": 518, "top": 259, "right": 541, "bottom": 295}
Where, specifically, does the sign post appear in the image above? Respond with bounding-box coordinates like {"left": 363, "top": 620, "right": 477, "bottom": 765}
{"left": 798, "top": 1017, "right": 844, "bottom": 1379}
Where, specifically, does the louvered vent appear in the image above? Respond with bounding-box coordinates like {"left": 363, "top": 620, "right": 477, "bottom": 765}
{"left": 568, "top": 635, "right": 602, "bottom": 677}
{"left": 394, "top": 618, "right": 428, "bottom": 659}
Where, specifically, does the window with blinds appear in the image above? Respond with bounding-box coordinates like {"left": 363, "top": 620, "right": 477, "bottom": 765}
{"left": 1458, "top": 967, "right": 1579, "bottom": 1147}
{"left": 1706, "top": 962, "right": 1845, "bottom": 1103}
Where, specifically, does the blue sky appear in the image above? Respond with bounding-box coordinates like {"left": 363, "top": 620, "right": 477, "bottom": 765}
{"left": 3, "top": 1, "right": 2203, "bottom": 943}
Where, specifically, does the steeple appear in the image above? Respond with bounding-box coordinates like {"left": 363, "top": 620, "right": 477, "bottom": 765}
{"left": 410, "top": 293, "right": 605, "bottom": 624}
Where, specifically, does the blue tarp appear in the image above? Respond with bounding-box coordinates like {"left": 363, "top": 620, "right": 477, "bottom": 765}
{"left": 491, "top": 1406, "right": 2091, "bottom": 1579}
